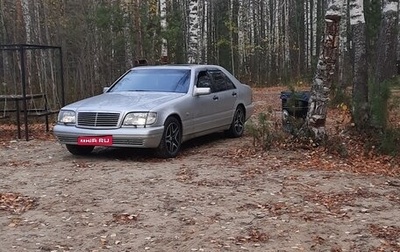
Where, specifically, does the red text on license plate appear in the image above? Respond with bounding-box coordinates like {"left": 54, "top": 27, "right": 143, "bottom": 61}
{"left": 77, "top": 136, "right": 113, "bottom": 146}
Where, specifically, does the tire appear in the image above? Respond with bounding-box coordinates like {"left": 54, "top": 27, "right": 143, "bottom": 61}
{"left": 227, "top": 106, "right": 245, "bottom": 138}
{"left": 282, "top": 109, "right": 292, "bottom": 133}
{"left": 156, "top": 117, "right": 182, "bottom": 158}
{"left": 66, "top": 144, "right": 94, "bottom": 156}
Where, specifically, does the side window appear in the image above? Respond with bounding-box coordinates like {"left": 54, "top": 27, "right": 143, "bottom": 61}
{"left": 196, "top": 71, "right": 212, "bottom": 88}
{"left": 225, "top": 76, "right": 236, "bottom": 90}
{"left": 209, "top": 71, "right": 227, "bottom": 92}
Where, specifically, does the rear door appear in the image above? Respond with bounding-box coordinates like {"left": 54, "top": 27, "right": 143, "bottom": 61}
{"left": 192, "top": 69, "right": 237, "bottom": 133}
{"left": 208, "top": 70, "right": 237, "bottom": 126}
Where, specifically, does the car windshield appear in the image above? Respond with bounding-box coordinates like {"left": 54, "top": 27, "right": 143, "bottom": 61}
{"left": 109, "top": 69, "right": 191, "bottom": 93}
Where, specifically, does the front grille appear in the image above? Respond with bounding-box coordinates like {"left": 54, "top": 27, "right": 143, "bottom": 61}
{"left": 56, "top": 136, "right": 77, "bottom": 143}
{"left": 56, "top": 135, "right": 144, "bottom": 146}
{"left": 77, "top": 112, "right": 120, "bottom": 127}
{"left": 113, "top": 138, "right": 144, "bottom": 146}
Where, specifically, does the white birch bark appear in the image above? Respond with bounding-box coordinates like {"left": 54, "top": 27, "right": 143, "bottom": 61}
{"left": 237, "top": 0, "right": 244, "bottom": 70}
{"left": 304, "top": 1, "right": 311, "bottom": 68}
{"left": 198, "top": 0, "right": 204, "bottom": 63}
{"left": 21, "top": 0, "right": 31, "bottom": 43}
{"left": 311, "top": 0, "right": 318, "bottom": 58}
{"left": 284, "top": 0, "right": 290, "bottom": 64}
{"left": 338, "top": 0, "right": 348, "bottom": 87}
{"left": 202, "top": 0, "right": 208, "bottom": 63}
{"left": 306, "top": 0, "right": 344, "bottom": 140}
{"left": 187, "top": 0, "right": 199, "bottom": 64}
{"left": 249, "top": 0, "right": 255, "bottom": 55}
{"left": 160, "top": 0, "right": 168, "bottom": 63}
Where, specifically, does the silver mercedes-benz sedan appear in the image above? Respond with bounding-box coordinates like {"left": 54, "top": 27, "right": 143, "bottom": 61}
{"left": 54, "top": 64, "right": 254, "bottom": 158}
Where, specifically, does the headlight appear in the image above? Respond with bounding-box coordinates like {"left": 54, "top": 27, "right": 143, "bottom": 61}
{"left": 58, "top": 110, "right": 76, "bottom": 124}
{"left": 123, "top": 112, "right": 157, "bottom": 126}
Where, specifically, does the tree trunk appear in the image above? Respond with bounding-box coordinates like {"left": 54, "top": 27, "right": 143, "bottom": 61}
{"left": 371, "top": 0, "right": 399, "bottom": 129}
{"left": 350, "top": 0, "right": 369, "bottom": 128}
{"left": 375, "top": 0, "right": 399, "bottom": 84}
{"left": 187, "top": 0, "right": 199, "bottom": 64}
{"left": 338, "top": 0, "right": 349, "bottom": 89}
{"left": 306, "top": 0, "right": 343, "bottom": 140}
{"left": 160, "top": 0, "right": 168, "bottom": 63}
{"left": 133, "top": 0, "right": 143, "bottom": 58}
{"left": 121, "top": 0, "right": 133, "bottom": 68}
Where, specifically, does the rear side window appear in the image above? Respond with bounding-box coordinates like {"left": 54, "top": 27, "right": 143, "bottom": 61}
{"left": 209, "top": 70, "right": 236, "bottom": 92}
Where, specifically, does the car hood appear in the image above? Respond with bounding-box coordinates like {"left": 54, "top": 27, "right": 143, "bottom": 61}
{"left": 62, "top": 92, "right": 186, "bottom": 112}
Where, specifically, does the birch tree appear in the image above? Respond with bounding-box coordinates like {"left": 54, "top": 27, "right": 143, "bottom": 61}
{"left": 237, "top": 0, "right": 249, "bottom": 77}
{"left": 200, "top": 0, "right": 209, "bottom": 63}
{"left": 160, "top": 0, "right": 168, "bottom": 63}
{"left": 187, "top": 0, "right": 199, "bottom": 64}
{"left": 338, "top": 0, "right": 349, "bottom": 89}
{"left": 350, "top": 0, "right": 369, "bottom": 128}
{"left": 306, "top": 0, "right": 343, "bottom": 140}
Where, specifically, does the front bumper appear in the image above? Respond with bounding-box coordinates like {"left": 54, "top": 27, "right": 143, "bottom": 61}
{"left": 53, "top": 124, "right": 165, "bottom": 148}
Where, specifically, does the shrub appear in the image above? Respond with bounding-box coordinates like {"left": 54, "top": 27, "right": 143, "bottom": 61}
{"left": 245, "top": 108, "right": 284, "bottom": 151}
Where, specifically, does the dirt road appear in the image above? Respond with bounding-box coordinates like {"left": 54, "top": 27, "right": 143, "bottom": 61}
{"left": 1, "top": 133, "right": 400, "bottom": 252}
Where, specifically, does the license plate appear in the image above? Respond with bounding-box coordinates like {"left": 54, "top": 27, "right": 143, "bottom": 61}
{"left": 77, "top": 135, "right": 113, "bottom": 146}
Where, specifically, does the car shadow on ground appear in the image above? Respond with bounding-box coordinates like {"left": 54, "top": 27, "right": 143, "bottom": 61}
{"left": 74, "top": 132, "right": 230, "bottom": 161}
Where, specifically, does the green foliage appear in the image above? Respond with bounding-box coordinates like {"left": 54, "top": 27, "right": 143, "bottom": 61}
{"left": 245, "top": 108, "right": 283, "bottom": 151}
{"left": 357, "top": 76, "right": 400, "bottom": 157}
{"left": 369, "top": 77, "right": 400, "bottom": 156}
{"left": 163, "top": 3, "right": 185, "bottom": 63}
{"left": 94, "top": 3, "right": 124, "bottom": 32}
{"left": 376, "top": 128, "right": 400, "bottom": 156}
{"left": 369, "top": 79, "right": 391, "bottom": 129}
{"left": 331, "top": 86, "right": 351, "bottom": 108}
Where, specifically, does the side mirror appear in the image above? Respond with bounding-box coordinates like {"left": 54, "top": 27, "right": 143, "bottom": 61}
{"left": 194, "top": 87, "right": 211, "bottom": 96}
{"left": 103, "top": 87, "right": 110, "bottom": 93}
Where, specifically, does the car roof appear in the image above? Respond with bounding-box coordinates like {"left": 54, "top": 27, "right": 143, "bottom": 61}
{"left": 131, "top": 64, "right": 222, "bottom": 71}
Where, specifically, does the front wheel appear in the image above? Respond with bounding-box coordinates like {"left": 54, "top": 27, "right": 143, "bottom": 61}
{"left": 227, "top": 106, "right": 245, "bottom": 138}
{"left": 156, "top": 117, "right": 182, "bottom": 158}
{"left": 66, "top": 144, "right": 94, "bottom": 156}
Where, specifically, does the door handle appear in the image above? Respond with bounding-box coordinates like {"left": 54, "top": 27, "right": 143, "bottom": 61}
{"left": 213, "top": 95, "right": 219, "bottom": 101}
{"left": 232, "top": 92, "right": 237, "bottom": 97}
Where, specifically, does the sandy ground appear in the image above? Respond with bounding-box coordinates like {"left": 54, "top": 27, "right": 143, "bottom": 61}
{"left": 1, "top": 135, "right": 400, "bottom": 252}
{"left": 1, "top": 88, "right": 400, "bottom": 252}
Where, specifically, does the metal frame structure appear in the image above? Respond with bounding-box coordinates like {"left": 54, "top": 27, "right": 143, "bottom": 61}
{"left": 0, "top": 44, "right": 65, "bottom": 140}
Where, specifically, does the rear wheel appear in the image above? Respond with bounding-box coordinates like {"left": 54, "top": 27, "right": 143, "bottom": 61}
{"left": 156, "top": 117, "right": 182, "bottom": 158}
{"left": 66, "top": 144, "right": 94, "bottom": 156}
{"left": 227, "top": 106, "right": 245, "bottom": 137}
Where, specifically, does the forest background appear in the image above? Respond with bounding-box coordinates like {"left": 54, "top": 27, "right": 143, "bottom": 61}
{"left": 0, "top": 0, "right": 399, "bottom": 115}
